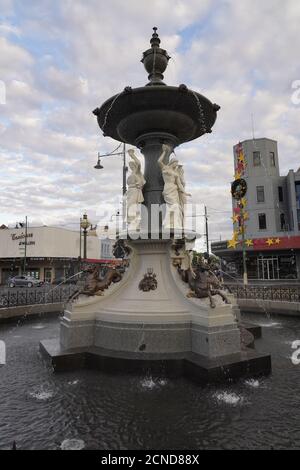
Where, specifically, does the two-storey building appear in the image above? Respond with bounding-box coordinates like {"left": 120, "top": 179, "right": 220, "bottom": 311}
{"left": 212, "top": 138, "right": 300, "bottom": 281}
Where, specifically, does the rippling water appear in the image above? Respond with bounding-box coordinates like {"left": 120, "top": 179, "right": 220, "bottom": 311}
{"left": 0, "top": 312, "right": 300, "bottom": 450}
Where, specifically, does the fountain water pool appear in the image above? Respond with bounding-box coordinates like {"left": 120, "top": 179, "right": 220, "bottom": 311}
{"left": 0, "top": 313, "right": 299, "bottom": 450}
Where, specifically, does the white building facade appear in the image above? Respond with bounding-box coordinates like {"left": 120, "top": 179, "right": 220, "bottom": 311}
{"left": 0, "top": 226, "right": 111, "bottom": 284}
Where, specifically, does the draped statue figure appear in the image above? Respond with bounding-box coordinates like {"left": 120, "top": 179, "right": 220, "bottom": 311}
{"left": 126, "top": 149, "right": 146, "bottom": 230}
{"left": 158, "top": 144, "right": 190, "bottom": 230}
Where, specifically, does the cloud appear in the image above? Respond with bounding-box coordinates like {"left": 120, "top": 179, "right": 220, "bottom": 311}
{"left": 0, "top": 0, "right": 300, "bottom": 246}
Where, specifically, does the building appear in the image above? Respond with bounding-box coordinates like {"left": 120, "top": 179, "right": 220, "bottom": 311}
{"left": 212, "top": 138, "right": 300, "bottom": 281}
{"left": 100, "top": 237, "right": 114, "bottom": 259}
{"left": 0, "top": 225, "right": 115, "bottom": 284}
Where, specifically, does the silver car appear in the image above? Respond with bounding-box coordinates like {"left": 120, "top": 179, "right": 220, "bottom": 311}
{"left": 8, "top": 275, "right": 43, "bottom": 288}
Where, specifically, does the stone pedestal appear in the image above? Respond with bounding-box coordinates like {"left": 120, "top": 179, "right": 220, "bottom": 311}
{"left": 60, "top": 240, "right": 240, "bottom": 355}
{"left": 41, "top": 239, "right": 271, "bottom": 383}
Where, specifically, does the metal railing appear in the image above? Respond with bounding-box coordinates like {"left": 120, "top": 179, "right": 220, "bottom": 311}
{"left": 228, "top": 285, "right": 300, "bottom": 303}
{"left": 0, "top": 285, "right": 77, "bottom": 308}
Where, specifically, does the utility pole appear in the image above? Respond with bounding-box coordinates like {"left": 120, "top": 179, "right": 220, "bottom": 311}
{"left": 122, "top": 143, "right": 127, "bottom": 197}
{"left": 122, "top": 143, "right": 127, "bottom": 230}
{"left": 23, "top": 216, "right": 28, "bottom": 274}
{"left": 205, "top": 206, "right": 209, "bottom": 254}
{"left": 241, "top": 205, "right": 248, "bottom": 286}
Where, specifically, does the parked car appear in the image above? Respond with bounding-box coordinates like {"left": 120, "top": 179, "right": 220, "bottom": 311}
{"left": 8, "top": 275, "right": 43, "bottom": 288}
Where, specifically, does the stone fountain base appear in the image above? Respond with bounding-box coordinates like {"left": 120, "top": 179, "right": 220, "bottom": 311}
{"left": 40, "top": 339, "right": 271, "bottom": 384}
{"left": 40, "top": 239, "right": 271, "bottom": 384}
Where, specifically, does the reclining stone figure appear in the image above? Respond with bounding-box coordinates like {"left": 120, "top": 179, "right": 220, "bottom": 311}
{"left": 178, "top": 254, "right": 231, "bottom": 309}
{"left": 69, "top": 265, "right": 122, "bottom": 301}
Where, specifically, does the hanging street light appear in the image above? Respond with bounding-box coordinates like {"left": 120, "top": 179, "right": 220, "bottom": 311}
{"left": 94, "top": 153, "right": 104, "bottom": 170}
{"left": 94, "top": 143, "right": 128, "bottom": 229}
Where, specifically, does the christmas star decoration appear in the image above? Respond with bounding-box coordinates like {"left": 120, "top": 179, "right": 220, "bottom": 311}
{"left": 240, "top": 197, "right": 247, "bottom": 207}
{"left": 274, "top": 238, "right": 281, "bottom": 244}
{"left": 266, "top": 238, "right": 274, "bottom": 246}
{"left": 227, "top": 238, "right": 239, "bottom": 249}
{"left": 243, "top": 211, "right": 249, "bottom": 221}
{"left": 237, "top": 154, "right": 245, "bottom": 163}
{"left": 245, "top": 239, "right": 253, "bottom": 247}
{"left": 232, "top": 214, "right": 240, "bottom": 224}
{"left": 235, "top": 171, "right": 242, "bottom": 180}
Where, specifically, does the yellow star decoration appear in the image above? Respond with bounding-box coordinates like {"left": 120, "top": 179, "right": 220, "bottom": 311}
{"left": 233, "top": 229, "right": 240, "bottom": 239}
{"left": 237, "top": 154, "right": 245, "bottom": 163}
{"left": 234, "top": 172, "right": 241, "bottom": 180}
{"left": 240, "top": 197, "right": 247, "bottom": 207}
{"left": 266, "top": 238, "right": 274, "bottom": 246}
{"left": 245, "top": 239, "right": 253, "bottom": 247}
{"left": 274, "top": 238, "right": 281, "bottom": 244}
{"left": 232, "top": 214, "right": 240, "bottom": 224}
{"left": 242, "top": 211, "right": 249, "bottom": 221}
{"left": 227, "top": 238, "right": 239, "bottom": 249}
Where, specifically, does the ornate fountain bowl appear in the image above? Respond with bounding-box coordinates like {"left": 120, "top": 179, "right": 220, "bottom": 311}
{"left": 93, "top": 85, "right": 219, "bottom": 147}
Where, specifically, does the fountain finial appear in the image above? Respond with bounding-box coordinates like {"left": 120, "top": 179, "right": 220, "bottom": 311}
{"left": 141, "top": 27, "right": 170, "bottom": 86}
{"left": 150, "top": 27, "right": 160, "bottom": 48}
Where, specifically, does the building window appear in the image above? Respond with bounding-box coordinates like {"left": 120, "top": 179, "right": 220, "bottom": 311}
{"left": 280, "top": 213, "right": 286, "bottom": 230}
{"left": 270, "top": 152, "right": 276, "bottom": 166}
{"left": 253, "top": 151, "right": 261, "bottom": 166}
{"left": 278, "top": 186, "right": 283, "bottom": 202}
{"left": 256, "top": 186, "right": 265, "bottom": 203}
{"left": 25, "top": 269, "right": 40, "bottom": 279}
{"left": 258, "top": 213, "right": 267, "bottom": 230}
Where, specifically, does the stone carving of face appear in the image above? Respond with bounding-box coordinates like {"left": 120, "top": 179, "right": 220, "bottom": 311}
{"left": 129, "top": 161, "right": 138, "bottom": 172}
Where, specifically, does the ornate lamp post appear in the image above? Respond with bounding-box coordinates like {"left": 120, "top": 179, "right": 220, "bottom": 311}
{"left": 80, "top": 213, "right": 90, "bottom": 260}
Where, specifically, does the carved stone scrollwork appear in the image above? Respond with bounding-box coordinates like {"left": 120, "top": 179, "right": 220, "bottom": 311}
{"left": 112, "top": 239, "right": 132, "bottom": 259}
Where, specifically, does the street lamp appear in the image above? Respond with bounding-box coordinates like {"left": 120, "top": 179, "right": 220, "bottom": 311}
{"left": 94, "top": 153, "right": 104, "bottom": 170}
{"left": 80, "top": 213, "right": 90, "bottom": 260}
{"left": 94, "top": 143, "right": 128, "bottom": 226}
{"left": 94, "top": 143, "right": 127, "bottom": 196}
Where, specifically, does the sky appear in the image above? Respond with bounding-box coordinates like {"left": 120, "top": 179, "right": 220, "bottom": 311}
{"left": 1, "top": 0, "right": 300, "bottom": 248}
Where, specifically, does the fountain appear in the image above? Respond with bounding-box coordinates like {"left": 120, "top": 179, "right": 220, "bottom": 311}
{"left": 40, "top": 28, "right": 271, "bottom": 383}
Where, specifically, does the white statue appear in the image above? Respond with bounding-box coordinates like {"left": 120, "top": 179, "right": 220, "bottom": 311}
{"left": 127, "top": 148, "right": 146, "bottom": 230}
{"left": 158, "top": 144, "right": 191, "bottom": 230}
{"left": 177, "top": 164, "right": 188, "bottom": 220}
